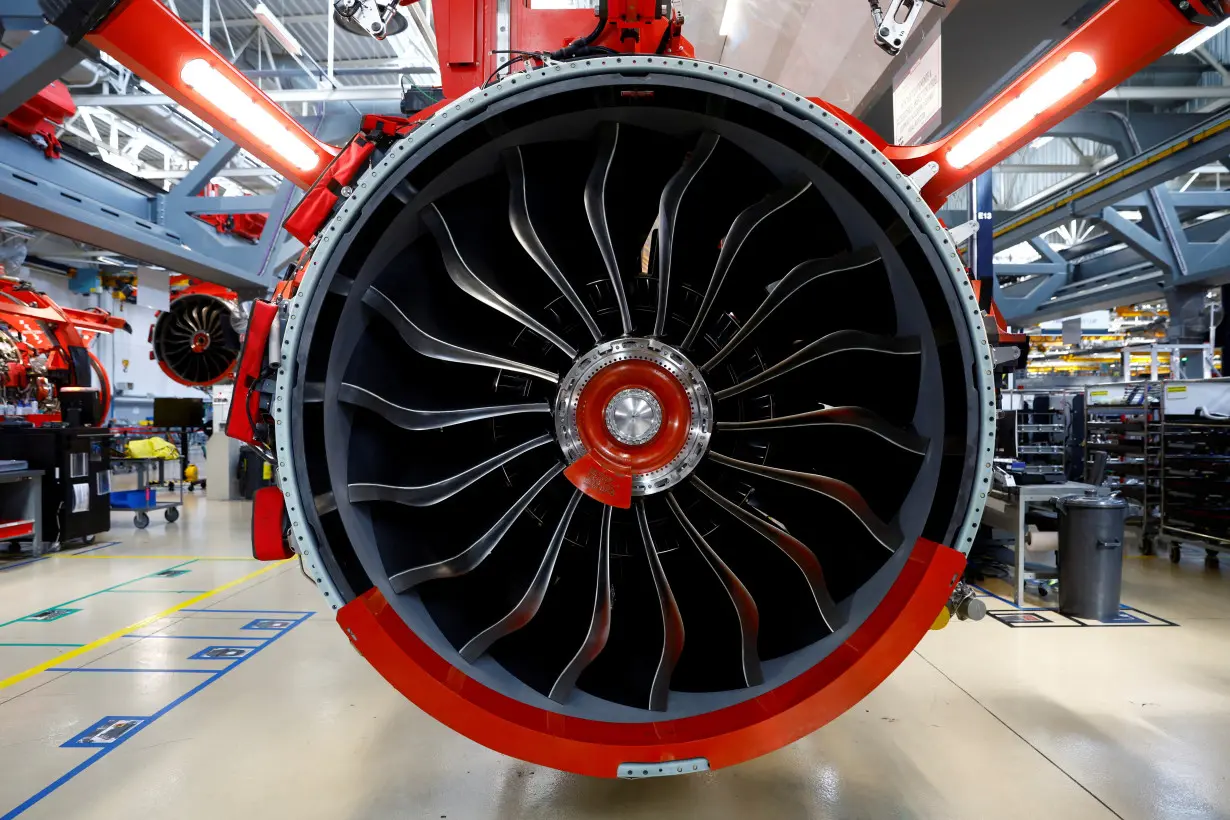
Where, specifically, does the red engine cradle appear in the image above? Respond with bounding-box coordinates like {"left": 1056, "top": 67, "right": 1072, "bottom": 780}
{"left": 0, "top": 279, "right": 126, "bottom": 423}
{"left": 339, "top": 538, "right": 964, "bottom": 776}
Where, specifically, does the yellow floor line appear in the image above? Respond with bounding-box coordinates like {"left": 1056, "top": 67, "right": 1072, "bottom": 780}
{"left": 57, "top": 555, "right": 259, "bottom": 561}
{"left": 0, "top": 560, "right": 290, "bottom": 691}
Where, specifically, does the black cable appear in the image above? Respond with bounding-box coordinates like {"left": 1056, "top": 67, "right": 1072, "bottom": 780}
{"left": 483, "top": 54, "right": 536, "bottom": 88}
{"left": 655, "top": 21, "right": 672, "bottom": 54}
{"left": 548, "top": 3, "right": 608, "bottom": 60}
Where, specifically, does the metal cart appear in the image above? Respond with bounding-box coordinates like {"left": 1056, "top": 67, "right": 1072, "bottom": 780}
{"left": 110, "top": 457, "right": 184, "bottom": 528}
{"left": 1157, "top": 379, "right": 1230, "bottom": 567}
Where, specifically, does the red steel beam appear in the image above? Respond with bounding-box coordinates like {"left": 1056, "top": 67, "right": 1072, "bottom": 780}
{"left": 86, "top": 0, "right": 337, "bottom": 189}
{"left": 886, "top": 0, "right": 1211, "bottom": 209}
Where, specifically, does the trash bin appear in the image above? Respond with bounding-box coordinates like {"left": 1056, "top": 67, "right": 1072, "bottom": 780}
{"left": 1057, "top": 491, "right": 1128, "bottom": 621}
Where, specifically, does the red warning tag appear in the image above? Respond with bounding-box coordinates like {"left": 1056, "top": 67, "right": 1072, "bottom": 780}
{"left": 564, "top": 453, "right": 633, "bottom": 509}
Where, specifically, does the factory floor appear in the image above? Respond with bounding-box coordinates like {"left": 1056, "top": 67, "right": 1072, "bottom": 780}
{"left": 1, "top": 499, "right": 1228, "bottom": 820}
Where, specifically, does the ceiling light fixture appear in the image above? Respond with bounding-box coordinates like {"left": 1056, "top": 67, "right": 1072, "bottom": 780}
{"left": 179, "top": 59, "right": 320, "bottom": 171}
{"left": 719, "top": 0, "right": 738, "bottom": 36}
{"left": 947, "top": 52, "right": 1097, "bottom": 170}
{"left": 253, "top": 3, "right": 304, "bottom": 56}
{"left": 1174, "top": 16, "right": 1230, "bottom": 54}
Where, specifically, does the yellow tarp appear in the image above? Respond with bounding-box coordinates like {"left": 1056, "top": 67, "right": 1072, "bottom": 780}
{"left": 126, "top": 436, "right": 180, "bottom": 460}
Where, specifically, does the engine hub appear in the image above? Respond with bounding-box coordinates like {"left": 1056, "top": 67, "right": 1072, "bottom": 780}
{"left": 605, "top": 388, "right": 662, "bottom": 445}
{"left": 557, "top": 337, "right": 712, "bottom": 498}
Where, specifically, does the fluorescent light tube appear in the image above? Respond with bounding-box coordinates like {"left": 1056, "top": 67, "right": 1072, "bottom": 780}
{"left": 1174, "top": 17, "right": 1230, "bottom": 54}
{"left": 180, "top": 59, "right": 319, "bottom": 171}
{"left": 253, "top": 3, "right": 303, "bottom": 57}
{"left": 947, "top": 52, "right": 1097, "bottom": 170}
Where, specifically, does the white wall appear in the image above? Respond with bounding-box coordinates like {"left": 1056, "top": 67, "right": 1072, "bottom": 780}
{"left": 16, "top": 267, "right": 202, "bottom": 422}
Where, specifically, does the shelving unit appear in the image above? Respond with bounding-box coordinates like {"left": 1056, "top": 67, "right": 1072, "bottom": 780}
{"left": 1013, "top": 410, "right": 1066, "bottom": 475}
{"left": 1084, "top": 382, "right": 1162, "bottom": 548}
{"left": 1158, "top": 380, "right": 1230, "bottom": 567}
{"left": 1000, "top": 389, "right": 1080, "bottom": 479}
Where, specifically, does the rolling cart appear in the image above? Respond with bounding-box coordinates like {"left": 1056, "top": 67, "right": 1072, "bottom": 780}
{"left": 110, "top": 457, "right": 183, "bottom": 528}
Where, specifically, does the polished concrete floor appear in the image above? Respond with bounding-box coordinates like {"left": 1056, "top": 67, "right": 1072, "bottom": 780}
{"left": 1, "top": 496, "right": 1228, "bottom": 819}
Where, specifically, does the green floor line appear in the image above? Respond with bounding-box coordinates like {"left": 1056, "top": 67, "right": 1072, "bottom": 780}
{"left": 0, "top": 642, "right": 85, "bottom": 647}
{"left": 0, "top": 559, "right": 201, "bottom": 629}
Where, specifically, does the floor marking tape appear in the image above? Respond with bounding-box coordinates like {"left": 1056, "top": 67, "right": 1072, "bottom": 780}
{"left": 0, "top": 561, "right": 290, "bottom": 691}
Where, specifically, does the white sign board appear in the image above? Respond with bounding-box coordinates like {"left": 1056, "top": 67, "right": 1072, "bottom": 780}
{"left": 211, "top": 383, "right": 234, "bottom": 426}
{"left": 893, "top": 32, "right": 942, "bottom": 146}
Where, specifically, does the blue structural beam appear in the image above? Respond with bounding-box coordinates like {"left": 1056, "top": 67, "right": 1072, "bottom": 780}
{"left": 0, "top": 129, "right": 300, "bottom": 294}
{"left": 949, "top": 107, "right": 1230, "bottom": 330}
{"left": 994, "top": 110, "right": 1230, "bottom": 251}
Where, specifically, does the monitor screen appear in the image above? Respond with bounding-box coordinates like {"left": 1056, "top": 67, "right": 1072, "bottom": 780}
{"left": 153, "top": 397, "right": 206, "bottom": 428}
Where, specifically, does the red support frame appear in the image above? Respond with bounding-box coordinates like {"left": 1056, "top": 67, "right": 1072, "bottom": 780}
{"left": 885, "top": 0, "right": 1211, "bottom": 208}
{"left": 86, "top": 0, "right": 338, "bottom": 188}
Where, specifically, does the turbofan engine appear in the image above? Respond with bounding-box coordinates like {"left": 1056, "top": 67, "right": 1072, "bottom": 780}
{"left": 276, "top": 61, "right": 992, "bottom": 776}
{"left": 152, "top": 289, "right": 243, "bottom": 386}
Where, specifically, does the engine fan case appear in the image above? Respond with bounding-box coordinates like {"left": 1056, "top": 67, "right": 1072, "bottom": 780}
{"left": 152, "top": 292, "right": 242, "bottom": 387}
{"left": 276, "top": 59, "right": 995, "bottom": 775}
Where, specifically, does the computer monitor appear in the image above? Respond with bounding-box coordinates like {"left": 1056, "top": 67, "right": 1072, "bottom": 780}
{"left": 59, "top": 387, "right": 100, "bottom": 427}
{"left": 154, "top": 397, "right": 206, "bottom": 428}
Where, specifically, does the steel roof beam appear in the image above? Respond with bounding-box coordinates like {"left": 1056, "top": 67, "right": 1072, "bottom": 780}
{"left": 995, "top": 109, "right": 1230, "bottom": 251}
{"left": 0, "top": 130, "right": 292, "bottom": 294}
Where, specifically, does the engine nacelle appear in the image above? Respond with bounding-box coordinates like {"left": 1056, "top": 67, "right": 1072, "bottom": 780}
{"left": 267, "top": 61, "right": 993, "bottom": 777}
{"left": 152, "top": 288, "right": 242, "bottom": 387}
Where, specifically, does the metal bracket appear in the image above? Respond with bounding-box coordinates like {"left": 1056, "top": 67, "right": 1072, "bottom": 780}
{"left": 908, "top": 160, "right": 940, "bottom": 191}
{"left": 618, "top": 758, "right": 710, "bottom": 778}
{"left": 947, "top": 218, "right": 980, "bottom": 245}
{"left": 1167, "top": 0, "right": 1228, "bottom": 27}
{"left": 870, "top": 0, "right": 944, "bottom": 57}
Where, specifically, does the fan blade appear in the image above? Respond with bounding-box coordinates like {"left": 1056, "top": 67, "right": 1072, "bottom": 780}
{"left": 636, "top": 499, "right": 684, "bottom": 711}
{"left": 388, "top": 463, "right": 565, "bottom": 592}
{"left": 708, "top": 451, "right": 902, "bottom": 552}
{"left": 681, "top": 181, "right": 812, "bottom": 352}
{"left": 716, "top": 406, "right": 928, "bottom": 454}
{"left": 424, "top": 203, "right": 577, "bottom": 358}
{"left": 349, "top": 434, "right": 553, "bottom": 507}
{"left": 506, "top": 147, "right": 602, "bottom": 342}
{"left": 691, "top": 477, "right": 841, "bottom": 631}
{"left": 702, "top": 248, "right": 882, "bottom": 371}
{"left": 585, "top": 124, "right": 634, "bottom": 335}
{"left": 714, "top": 331, "right": 920, "bottom": 401}
{"left": 459, "top": 490, "right": 584, "bottom": 661}
{"left": 664, "top": 493, "right": 763, "bottom": 687}
{"left": 364, "top": 287, "right": 559, "bottom": 385}
{"left": 338, "top": 383, "right": 549, "bottom": 431}
{"left": 549, "top": 504, "right": 613, "bottom": 702}
{"left": 655, "top": 132, "right": 721, "bottom": 337}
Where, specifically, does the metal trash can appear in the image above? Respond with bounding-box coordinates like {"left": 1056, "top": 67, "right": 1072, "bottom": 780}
{"left": 1057, "top": 491, "right": 1128, "bottom": 621}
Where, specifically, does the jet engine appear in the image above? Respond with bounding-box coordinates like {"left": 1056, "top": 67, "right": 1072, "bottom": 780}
{"left": 275, "top": 61, "right": 993, "bottom": 776}
{"left": 152, "top": 284, "right": 243, "bottom": 386}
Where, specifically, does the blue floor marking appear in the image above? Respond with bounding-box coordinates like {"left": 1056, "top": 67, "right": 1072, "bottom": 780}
{"left": 65, "top": 541, "right": 123, "bottom": 556}
{"left": 0, "top": 556, "right": 47, "bottom": 573}
{"left": 122, "top": 634, "right": 268, "bottom": 641}
{"left": 47, "top": 668, "right": 219, "bottom": 674}
{"left": 1, "top": 612, "right": 314, "bottom": 820}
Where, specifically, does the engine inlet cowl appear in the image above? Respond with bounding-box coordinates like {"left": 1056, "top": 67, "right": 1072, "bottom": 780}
{"left": 276, "top": 59, "right": 993, "bottom": 777}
